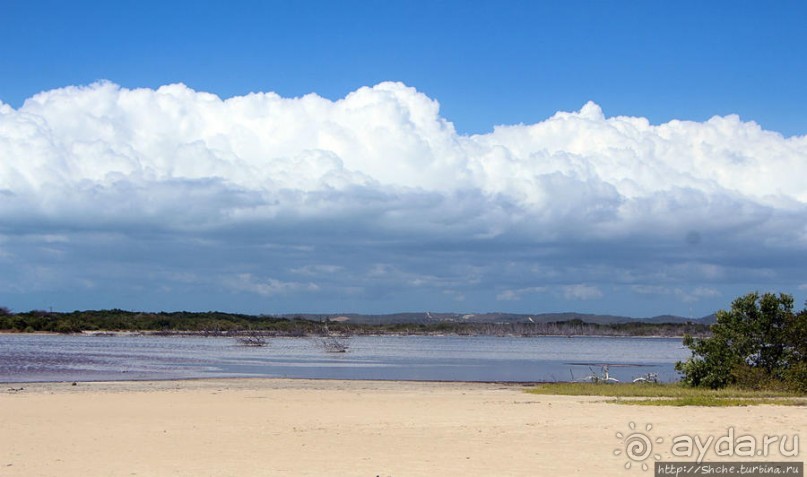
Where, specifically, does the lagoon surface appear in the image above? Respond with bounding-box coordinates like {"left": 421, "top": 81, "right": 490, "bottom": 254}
{"left": 0, "top": 334, "right": 690, "bottom": 383}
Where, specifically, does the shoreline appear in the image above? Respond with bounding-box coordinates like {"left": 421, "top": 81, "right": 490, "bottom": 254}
{"left": 1, "top": 375, "right": 546, "bottom": 387}
{"left": 1, "top": 377, "right": 803, "bottom": 476}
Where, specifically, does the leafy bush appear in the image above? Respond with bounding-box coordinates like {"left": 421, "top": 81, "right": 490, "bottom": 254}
{"left": 676, "top": 292, "right": 806, "bottom": 392}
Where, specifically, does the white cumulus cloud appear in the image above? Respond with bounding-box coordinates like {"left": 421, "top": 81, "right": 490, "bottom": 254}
{"left": 1, "top": 81, "right": 804, "bottom": 234}
{"left": 1, "top": 81, "right": 805, "bottom": 314}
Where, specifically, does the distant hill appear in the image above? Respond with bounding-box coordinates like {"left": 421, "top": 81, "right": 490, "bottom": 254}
{"left": 1, "top": 308, "right": 712, "bottom": 336}
{"left": 281, "top": 311, "right": 712, "bottom": 326}
{"left": 698, "top": 313, "right": 718, "bottom": 325}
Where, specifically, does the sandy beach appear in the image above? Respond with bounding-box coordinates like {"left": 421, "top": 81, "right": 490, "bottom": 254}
{"left": 1, "top": 379, "right": 803, "bottom": 476}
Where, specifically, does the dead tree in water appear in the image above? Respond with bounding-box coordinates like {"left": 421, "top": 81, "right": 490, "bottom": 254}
{"left": 321, "top": 336, "right": 349, "bottom": 353}
{"left": 235, "top": 331, "right": 268, "bottom": 347}
{"left": 320, "top": 324, "right": 350, "bottom": 353}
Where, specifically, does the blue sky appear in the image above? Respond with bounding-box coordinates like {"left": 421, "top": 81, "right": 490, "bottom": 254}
{"left": 1, "top": 1, "right": 805, "bottom": 316}
{"left": 4, "top": 0, "right": 807, "bottom": 136}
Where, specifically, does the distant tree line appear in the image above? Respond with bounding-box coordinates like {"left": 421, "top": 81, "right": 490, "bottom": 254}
{"left": 0, "top": 307, "right": 709, "bottom": 337}
{"left": 0, "top": 308, "right": 310, "bottom": 335}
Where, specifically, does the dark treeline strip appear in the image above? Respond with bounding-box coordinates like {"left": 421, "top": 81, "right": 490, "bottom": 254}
{"left": 0, "top": 308, "right": 710, "bottom": 337}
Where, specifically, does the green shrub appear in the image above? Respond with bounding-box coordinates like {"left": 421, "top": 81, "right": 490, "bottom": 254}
{"left": 677, "top": 292, "right": 806, "bottom": 393}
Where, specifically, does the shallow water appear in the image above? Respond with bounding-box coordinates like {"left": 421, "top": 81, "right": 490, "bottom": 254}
{"left": 0, "top": 334, "right": 690, "bottom": 383}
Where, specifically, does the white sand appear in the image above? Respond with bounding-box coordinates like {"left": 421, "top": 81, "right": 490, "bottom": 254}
{"left": 0, "top": 379, "right": 803, "bottom": 476}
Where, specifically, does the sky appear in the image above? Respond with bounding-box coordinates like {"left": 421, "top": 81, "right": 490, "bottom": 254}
{"left": 1, "top": 1, "right": 805, "bottom": 317}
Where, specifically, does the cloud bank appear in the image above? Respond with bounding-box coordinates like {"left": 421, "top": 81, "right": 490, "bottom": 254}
{"left": 1, "top": 82, "right": 805, "bottom": 314}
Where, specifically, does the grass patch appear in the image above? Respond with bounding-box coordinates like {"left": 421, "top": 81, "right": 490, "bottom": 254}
{"left": 613, "top": 397, "right": 807, "bottom": 407}
{"left": 527, "top": 382, "right": 805, "bottom": 406}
